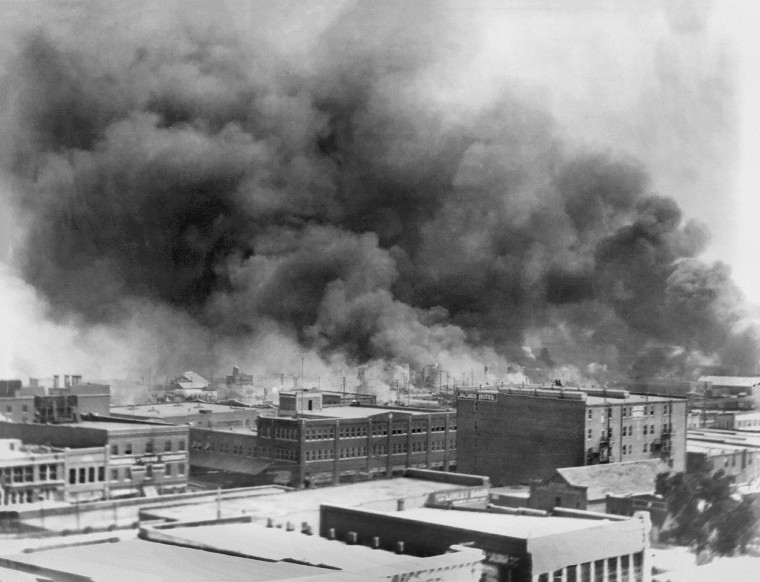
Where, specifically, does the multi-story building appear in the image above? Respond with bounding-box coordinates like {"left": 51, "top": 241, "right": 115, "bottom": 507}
{"left": 0, "top": 438, "right": 65, "bottom": 509}
{"left": 0, "top": 377, "right": 110, "bottom": 424}
{"left": 189, "top": 390, "right": 456, "bottom": 488}
{"left": 0, "top": 418, "right": 189, "bottom": 498}
{"left": 456, "top": 386, "right": 687, "bottom": 486}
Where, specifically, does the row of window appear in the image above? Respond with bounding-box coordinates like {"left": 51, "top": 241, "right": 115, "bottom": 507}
{"left": 300, "top": 420, "right": 456, "bottom": 441}
{"left": 4, "top": 404, "right": 30, "bottom": 413}
{"left": 588, "top": 423, "right": 673, "bottom": 440}
{"left": 1, "top": 464, "right": 60, "bottom": 484}
{"left": 536, "top": 552, "right": 644, "bottom": 582}
{"left": 304, "top": 440, "right": 455, "bottom": 461}
{"left": 110, "top": 439, "right": 185, "bottom": 456}
{"left": 68, "top": 466, "right": 105, "bottom": 485}
{"left": 588, "top": 404, "right": 672, "bottom": 421}
{"left": 109, "top": 462, "right": 186, "bottom": 482}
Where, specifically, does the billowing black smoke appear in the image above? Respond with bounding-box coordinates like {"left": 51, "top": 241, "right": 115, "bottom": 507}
{"left": 1, "top": 1, "right": 756, "bottom": 382}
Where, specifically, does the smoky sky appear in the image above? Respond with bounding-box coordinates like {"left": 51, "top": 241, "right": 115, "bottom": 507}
{"left": 1, "top": 0, "right": 756, "bottom": 381}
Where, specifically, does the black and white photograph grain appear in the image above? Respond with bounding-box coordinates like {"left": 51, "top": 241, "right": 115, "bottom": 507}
{"left": 0, "top": 1, "right": 758, "bottom": 581}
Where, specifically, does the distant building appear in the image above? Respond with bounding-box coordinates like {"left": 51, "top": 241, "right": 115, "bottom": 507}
{"left": 169, "top": 371, "right": 215, "bottom": 400}
{"left": 456, "top": 386, "right": 687, "bottom": 485}
{"left": 697, "top": 376, "right": 760, "bottom": 398}
{"left": 321, "top": 503, "right": 653, "bottom": 582}
{"left": 687, "top": 429, "right": 760, "bottom": 488}
{"left": 0, "top": 377, "right": 110, "bottom": 424}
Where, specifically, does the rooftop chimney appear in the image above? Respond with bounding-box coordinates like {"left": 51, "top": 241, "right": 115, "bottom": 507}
{"left": 53, "top": 375, "right": 59, "bottom": 389}
{"left": 72, "top": 375, "right": 82, "bottom": 386}
{"left": 64, "top": 375, "right": 71, "bottom": 388}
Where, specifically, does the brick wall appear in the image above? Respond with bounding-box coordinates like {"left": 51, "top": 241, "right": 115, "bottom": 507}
{"left": 457, "top": 394, "right": 586, "bottom": 485}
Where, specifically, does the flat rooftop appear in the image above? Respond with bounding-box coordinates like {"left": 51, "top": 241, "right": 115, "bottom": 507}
{"left": 296, "top": 405, "right": 440, "bottom": 420}
{"left": 140, "top": 476, "right": 475, "bottom": 530}
{"left": 111, "top": 403, "right": 259, "bottom": 418}
{"left": 5, "top": 539, "right": 325, "bottom": 582}
{"left": 337, "top": 506, "right": 611, "bottom": 539}
{"left": 76, "top": 420, "right": 181, "bottom": 432}
{"left": 152, "top": 522, "right": 413, "bottom": 570}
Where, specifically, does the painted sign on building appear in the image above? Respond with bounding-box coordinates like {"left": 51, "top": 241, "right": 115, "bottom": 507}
{"left": 456, "top": 392, "right": 496, "bottom": 401}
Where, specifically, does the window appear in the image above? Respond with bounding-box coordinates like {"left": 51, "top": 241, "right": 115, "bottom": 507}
{"left": 125, "top": 443, "right": 132, "bottom": 455}
{"left": 98, "top": 467, "right": 105, "bottom": 481}
{"left": 78, "top": 467, "right": 85, "bottom": 483}
{"left": 165, "top": 440, "right": 172, "bottom": 452}
{"left": 643, "top": 425, "right": 648, "bottom": 435}
{"left": 145, "top": 440, "right": 154, "bottom": 454}
{"left": 89, "top": 467, "right": 95, "bottom": 482}
{"left": 146, "top": 465, "right": 153, "bottom": 479}
{"left": 126, "top": 467, "right": 132, "bottom": 480}
{"left": 588, "top": 429, "right": 592, "bottom": 439}
{"left": 111, "top": 468, "right": 119, "bottom": 481}
{"left": 69, "top": 468, "right": 76, "bottom": 484}
{"left": 651, "top": 424, "right": 655, "bottom": 434}
{"left": 49, "top": 464, "right": 57, "bottom": 480}
{"left": 643, "top": 443, "right": 648, "bottom": 453}
{"left": 22, "top": 404, "right": 28, "bottom": 412}
{"left": 40, "top": 465, "right": 48, "bottom": 480}
{"left": 111, "top": 444, "right": 119, "bottom": 455}
{"left": 650, "top": 406, "right": 655, "bottom": 416}
{"left": 178, "top": 463, "right": 185, "bottom": 475}
{"left": 165, "top": 464, "right": 172, "bottom": 476}
{"left": 178, "top": 439, "right": 185, "bottom": 451}
{"left": 5, "top": 405, "right": 10, "bottom": 413}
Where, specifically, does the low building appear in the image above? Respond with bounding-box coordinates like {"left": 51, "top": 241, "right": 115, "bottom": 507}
{"left": 528, "top": 459, "right": 668, "bottom": 513}
{"left": 0, "top": 418, "right": 189, "bottom": 498}
{"left": 456, "top": 386, "right": 687, "bottom": 486}
{"left": 321, "top": 503, "right": 652, "bottom": 582}
{"left": 0, "top": 438, "right": 65, "bottom": 510}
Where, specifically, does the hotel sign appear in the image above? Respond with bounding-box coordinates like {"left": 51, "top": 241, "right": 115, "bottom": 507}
{"left": 456, "top": 392, "right": 496, "bottom": 401}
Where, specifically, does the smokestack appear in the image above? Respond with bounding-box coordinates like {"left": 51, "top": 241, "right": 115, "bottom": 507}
{"left": 64, "top": 375, "right": 71, "bottom": 388}
{"left": 72, "top": 375, "right": 82, "bottom": 386}
{"left": 232, "top": 366, "right": 239, "bottom": 377}
{"left": 53, "top": 375, "right": 59, "bottom": 389}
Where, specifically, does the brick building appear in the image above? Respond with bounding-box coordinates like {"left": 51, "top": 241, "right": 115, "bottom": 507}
{"left": 456, "top": 386, "right": 686, "bottom": 486}
{"left": 0, "top": 418, "right": 189, "bottom": 498}
{"left": 0, "top": 378, "right": 110, "bottom": 424}
{"left": 189, "top": 390, "right": 456, "bottom": 488}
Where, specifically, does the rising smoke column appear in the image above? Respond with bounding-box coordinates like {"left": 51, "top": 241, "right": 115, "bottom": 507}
{"left": 0, "top": 0, "right": 756, "bottom": 381}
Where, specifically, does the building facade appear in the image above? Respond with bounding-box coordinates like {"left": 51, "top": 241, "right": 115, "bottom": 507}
{"left": 0, "top": 418, "right": 189, "bottom": 498}
{"left": 457, "top": 386, "right": 687, "bottom": 486}
{"left": 189, "top": 391, "right": 456, "bottom": 488}
{"left": 0, "top": 438, "right": 65, "bottom": 510}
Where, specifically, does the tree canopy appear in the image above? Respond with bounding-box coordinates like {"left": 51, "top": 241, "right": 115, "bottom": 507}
{"left": 656, "top": 465, "right": 759, "bottom": 556}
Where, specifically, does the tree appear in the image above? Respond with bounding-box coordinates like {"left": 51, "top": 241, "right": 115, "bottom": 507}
{"left": 656, "top": 466, "right": 759, "bottom": 556}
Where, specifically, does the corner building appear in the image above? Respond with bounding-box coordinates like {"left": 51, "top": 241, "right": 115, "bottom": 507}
{"left": 456, "top": 387, "right": 686, "bottom": 486}
{"left": 257, "top": 391, "right": 456, "bottom": 487}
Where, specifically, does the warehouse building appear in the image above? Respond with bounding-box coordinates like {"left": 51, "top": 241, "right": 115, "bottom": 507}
{"left": 456, "top": 386, "right": 686, "bottom": 485}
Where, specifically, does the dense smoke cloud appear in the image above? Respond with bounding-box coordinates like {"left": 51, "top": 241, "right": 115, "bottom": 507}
{"left": 0, "top": 0, "right": 756, "bottom": 385}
